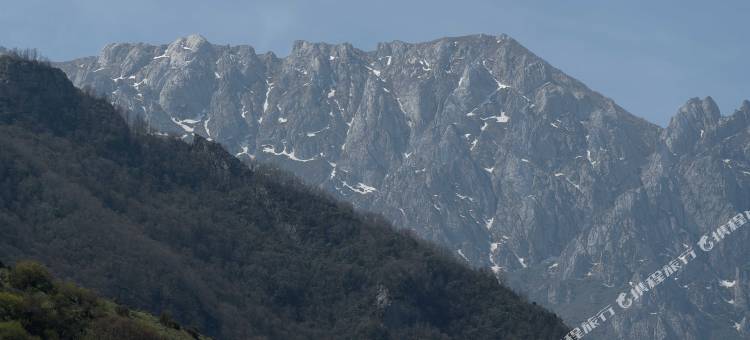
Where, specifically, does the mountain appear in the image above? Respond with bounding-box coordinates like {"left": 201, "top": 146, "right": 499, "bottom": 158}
{"left": 0, "top": 54, "right": 569, "bottom": 339}
{"left": 0, "top": 260, "right": 209, "bottom": 340}
{"left": 57, "top": 33, "right": 660, "bottom": 268}
{"left": 57, "top": 33, "right": 750, "bottom": 339}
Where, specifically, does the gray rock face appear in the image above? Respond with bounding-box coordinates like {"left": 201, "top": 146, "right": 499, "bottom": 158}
{"left": 57, "top": 34, "right": 750, "bottom": 340}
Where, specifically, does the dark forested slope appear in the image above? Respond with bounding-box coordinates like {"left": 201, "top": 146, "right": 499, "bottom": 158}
{"left": 0, "top": 54, "right": 568, "bottom": 339}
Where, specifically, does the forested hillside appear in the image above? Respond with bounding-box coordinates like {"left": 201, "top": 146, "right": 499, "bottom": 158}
{"left": 0, "top": 54, "right": 568, "bottom": 339}
{"left": 0, "top": 260, "right": 208, "bottom": 340}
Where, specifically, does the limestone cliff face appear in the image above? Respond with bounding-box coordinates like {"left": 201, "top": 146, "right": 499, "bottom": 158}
{"left": 58, "top": 34, "right": 750, "bottom": 340}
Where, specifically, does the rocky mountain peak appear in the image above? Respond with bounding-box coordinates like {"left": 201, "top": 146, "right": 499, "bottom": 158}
{"left": 162, "top": 34, "right": 206, "bottom": 54}
{"left": 712, "top": 99, "right": 750, "bottom": 139}
{"left": 740, "top": 99, "right": 750, "bottom": 113}
{"left": 663, "top": 96, "right": 722, "bottom": 154}
{"left": 728, "top": 99, "right": 750, "bottom": 124}
{"left": 183, "top": 33, "right": 209, "bottom": 47}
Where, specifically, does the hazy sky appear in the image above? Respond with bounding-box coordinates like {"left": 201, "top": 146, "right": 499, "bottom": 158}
{"left": 1, "top": 0, "right": 747, "bottom": 126}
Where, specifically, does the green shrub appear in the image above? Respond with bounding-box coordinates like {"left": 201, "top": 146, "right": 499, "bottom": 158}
{"left": 115, "top": 305, "right": 130, "bottom": 318}
{"left": 0, "top": 321, "right": 38, "bottom": 340}
{"left": 83, "top": 316, "right": 164, "bottom": 340}
{"left": 0, "top": 292, "right": 23, "bottom": 320}
{"left": 52, "top": 281, "right": 101, "bottom": 318}
{"left": 9, "top": 262, "right": 54, "bottom": 293}
{"left": 159, "top": 311, "right": 181, "bottom": 330}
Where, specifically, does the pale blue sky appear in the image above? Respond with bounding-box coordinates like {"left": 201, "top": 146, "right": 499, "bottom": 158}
{"left": 1, "top": 0, "right": 747, "bottom": 126}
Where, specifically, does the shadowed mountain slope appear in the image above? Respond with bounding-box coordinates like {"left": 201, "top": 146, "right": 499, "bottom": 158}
{"left": 0, "top": 54, "right": 569, "bottom": 340}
